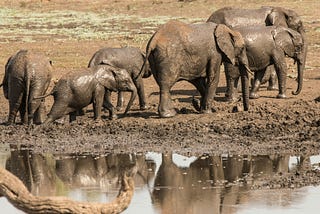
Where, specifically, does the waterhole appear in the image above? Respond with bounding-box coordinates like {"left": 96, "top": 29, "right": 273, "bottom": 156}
{"left": 0, "top": 145, "right": 319, "bottom": 214}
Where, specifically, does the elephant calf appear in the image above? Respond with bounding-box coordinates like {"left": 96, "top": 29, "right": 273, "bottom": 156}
{"left": 1, "top": 50, "right": 52, "bottom": 125}
{"left": 37, "top": 65, "right": 137, "bottom": 124}
{"left": 88, "top": 47, "right": 151, "bottom": 111}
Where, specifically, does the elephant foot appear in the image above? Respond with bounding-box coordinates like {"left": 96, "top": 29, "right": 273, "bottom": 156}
{"left": 116, "top": 106, "right": 122, "bottom": 112}
{"left": 159, "top": 109, "right": 176, "bottom": 118}
{"left": 109, "top": 114, "right": 118, "bottom": 120}
{"left": 226, "top": 95, "right": 240, "bottom": 103}
{"left": 267, "top": 85, "right": 278, "bottom": 91}
{"left": 192, "top": 98, "right": 200, "bottom": 112}
{"left": 200, "top": 108, "right": 213, "bottom": 114}
{"left": 276, "top": 93, "right": 287, "bottom": 99}
{"left": 249, "top": 92, "right": 260, "bottom": 99}
{"left": 140, "top": 104, "right": 148, "bottom": 111}
{"left": 93, "top": 119, "right": 105, "bottom": 127}
{"left": 4, "top": 121, "right": 13, "bottom": 126}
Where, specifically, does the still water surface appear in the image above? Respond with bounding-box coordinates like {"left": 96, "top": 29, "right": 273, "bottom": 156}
{"left": 0, "top": 145, "right": 319, "bottom": 214}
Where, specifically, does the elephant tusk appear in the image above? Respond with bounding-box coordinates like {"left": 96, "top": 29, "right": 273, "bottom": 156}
{"left": 244, "top": 64, "right": 254, "bottom": 76}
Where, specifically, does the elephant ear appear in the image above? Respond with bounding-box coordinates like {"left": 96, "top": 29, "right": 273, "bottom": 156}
{"left": 215, "top": 24, "right": 245, "bottom": 65}
{"left": 267, "top": 8, "right": 288, "bottom": 27}
{"left": 272, "top": 27, "right": 303, "bottom": 57}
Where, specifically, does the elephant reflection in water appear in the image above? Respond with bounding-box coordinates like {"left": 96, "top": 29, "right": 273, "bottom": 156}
{"left": 152, "top": 153, "right": 309, "bottom": 214}
{"left": 55, "top": 153, "right": 155, "bottom": 190}
{"left": 5, "top": 148, "right": 57, "bottom": 196}
{"left": 5, "top": 149, "right": 155, "bottom": 199}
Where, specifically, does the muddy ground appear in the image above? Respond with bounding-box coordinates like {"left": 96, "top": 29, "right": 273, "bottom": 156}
{"left": 0, "top": 0, "right": 319, "bottom": 187}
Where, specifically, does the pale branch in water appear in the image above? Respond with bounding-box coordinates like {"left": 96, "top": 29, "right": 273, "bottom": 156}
{"left": 0, "top": 167, "right": 134, "bottom": 214}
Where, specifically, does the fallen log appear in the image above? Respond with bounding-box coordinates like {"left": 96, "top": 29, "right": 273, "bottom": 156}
{"left": 0, "top": 167, "right": 134, "bottom": 214}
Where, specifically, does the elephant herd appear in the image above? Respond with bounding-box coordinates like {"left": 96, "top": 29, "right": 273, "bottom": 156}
{"left": 0, "top": 6, "right": 306, "bottom": 125}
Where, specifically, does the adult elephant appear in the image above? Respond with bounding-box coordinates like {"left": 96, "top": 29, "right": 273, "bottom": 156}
{"left": 225, "top": 25, "right": 304, "bottom": 100}
{"left": 36, "top": 64, "right": 137, "bottom": 123}
{"left": 142, "top": 20, "right": 250, "bottom": 118}
{"left": 207, "top": 6, "right": 307, "bottom": 99}
{"left": 1, "top": 50, "right": 52, "bottom": 125}
{"left": 88, "top": 47, "right": 151, "bottom": 110}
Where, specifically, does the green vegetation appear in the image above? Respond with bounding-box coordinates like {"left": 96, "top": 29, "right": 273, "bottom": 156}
{"left": 0, "top": 8, "right": 202, "bottom": 43}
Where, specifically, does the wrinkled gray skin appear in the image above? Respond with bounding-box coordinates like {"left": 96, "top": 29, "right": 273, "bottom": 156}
{"left": 38, "top": 65, "right": 137, "bottom": 123}
{"left": 207, "top": 6, "right": 307, "bottom": 100}
{"left": 88, "top": 47, "right": 151, "bottom": 110}
{"left": 224, "top": 26, "right": 304, "bottom": 100}
{"left": 0, "top": 50, "right": 52, "bottom": 125}
{"left": 143, "top": 20, "right": 250, "bottom": 118}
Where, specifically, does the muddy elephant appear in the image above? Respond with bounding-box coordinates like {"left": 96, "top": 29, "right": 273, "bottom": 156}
{"left": 224, "top": 25, "right": 304, "bottom": 100}
{"left": 0, "top": 50, "right": 52, "bottom": 125}
{"left": 142, "top": 20, "right": 250, "bottom": 118}
{"left": 37, "top": 64, "right": 137, "bottom": 123}
{"left": 88, "top": 47, "right": 151, "bottom": 110}
{"left": 207, "top": 6, "right": 307, "bottom": 99}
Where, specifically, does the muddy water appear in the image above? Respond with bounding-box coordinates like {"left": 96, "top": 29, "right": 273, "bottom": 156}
{"left": 0, "top": 145, "right": 320, "bottom": 214}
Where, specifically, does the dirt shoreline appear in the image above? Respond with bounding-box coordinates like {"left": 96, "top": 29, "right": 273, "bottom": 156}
{"left": 0, "top": 0, "right": 319, "bottom": 190}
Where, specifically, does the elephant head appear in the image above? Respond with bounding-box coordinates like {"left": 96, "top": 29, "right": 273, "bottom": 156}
{"left": 95, "top": 65, "right": 137, "bottom": 115}
{"left": 267, "top": 7, "right": 305, "bottom": 34}
{"left": 273, "top": 26, "right": 305, "bottom": 95}
{"left": 215, "top": 24, "right": 250, "bottom": 110}
{"left": 267, "top": 7, "right": 307, "bottom": 66}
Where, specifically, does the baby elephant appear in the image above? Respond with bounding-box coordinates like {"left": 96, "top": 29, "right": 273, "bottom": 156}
{"left": 37, "top": 65, "right": 137, "bottom": 124}
{"left": 88, "top": 47, "right": 151, "bottom": 110}
{"left": 1, "top": 50, "right": 52, "bottom": 125}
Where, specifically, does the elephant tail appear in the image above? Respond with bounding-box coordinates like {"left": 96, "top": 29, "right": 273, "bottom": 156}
{"left": 135, "top": 33, "right": 156, "bottom": 81}
{"left": 33, "top": 91, "right": 53, "bottom": 100}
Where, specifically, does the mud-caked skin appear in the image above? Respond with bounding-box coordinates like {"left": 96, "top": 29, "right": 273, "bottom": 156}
{"left": 143, "top": 20, "right": 251, "bottom": 118}
{"left": 207, "top": 6, "right": 307, "bottom": 99}
{"left": 41, "top": 64, "right": 137, "bottom": 123}
{"left": 88, "top": 47, "right": 151, "bottom": 111}
{"left": 1, "top": 50, "right": 52, "bottom": 125}
{"left": 224, "top": 25, "right": 305, "bottom": 100}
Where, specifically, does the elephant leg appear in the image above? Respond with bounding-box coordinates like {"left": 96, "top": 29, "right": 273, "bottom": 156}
{"left": 273, "top": 51, "right": 287, "bottom": 99}
{"left": 158, "top": 81, "right": 176, "bottom": 118}
{"left": 225, "top": 63, "right": 240, "bottom": 102}
{"left": 19, "top": 101, "right": 27, "bottom": 124}
{"left": 189, "top": 78, "right": 206, "bottom": 112}
{"left": 116, "top": 91, "right": 124, "bottom": 111}
{"left": 202, "top": 59, "right": 221, "bottom": 113}
{"left": 28, "top": 88, "right": 45, "bottom": 125}
{"left": 103, "top": 90, "right": 117, "bottom": 120}
{"left": 93, "top": 87, "right": 105, "bottom": 120}
{"left": 33, "top": 100, "right": 46, "bottom": 124}
{"left": 267, "top": 66, "right": 278, "bottom": 91}
{"left": 47, "top": 102, "right": 74, "bottom": 123}
{"left": 8, "top": 89, "right": 24, "bottom": 124}
{"left": 250, "top": 70, "right": 264, "bottom": 99}
{"left": 134, "top": 77, "right": 147, "bottom": 110}
{"left": 103, "top": 90, "right": 111, "bottom": 109}
{"left": 69, "top": 111, "right": 77, "bottom": 123}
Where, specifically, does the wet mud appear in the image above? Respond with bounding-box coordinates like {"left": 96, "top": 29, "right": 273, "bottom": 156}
{"left": 0, "top": 0, "right": 319, "bottom": 194}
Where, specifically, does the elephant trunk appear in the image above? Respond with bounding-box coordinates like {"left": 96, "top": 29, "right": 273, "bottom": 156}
{"left": 123, "top": 88, "right": 137, "bottom": 116}
{"left": 292, "top": 59, "right": 304, "bottom": 95}
{"left": 240, "top": 65, "right": 250, "bottom": 111}
{"left": 292, "top": 29, "right": 307, "bottom": 96}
